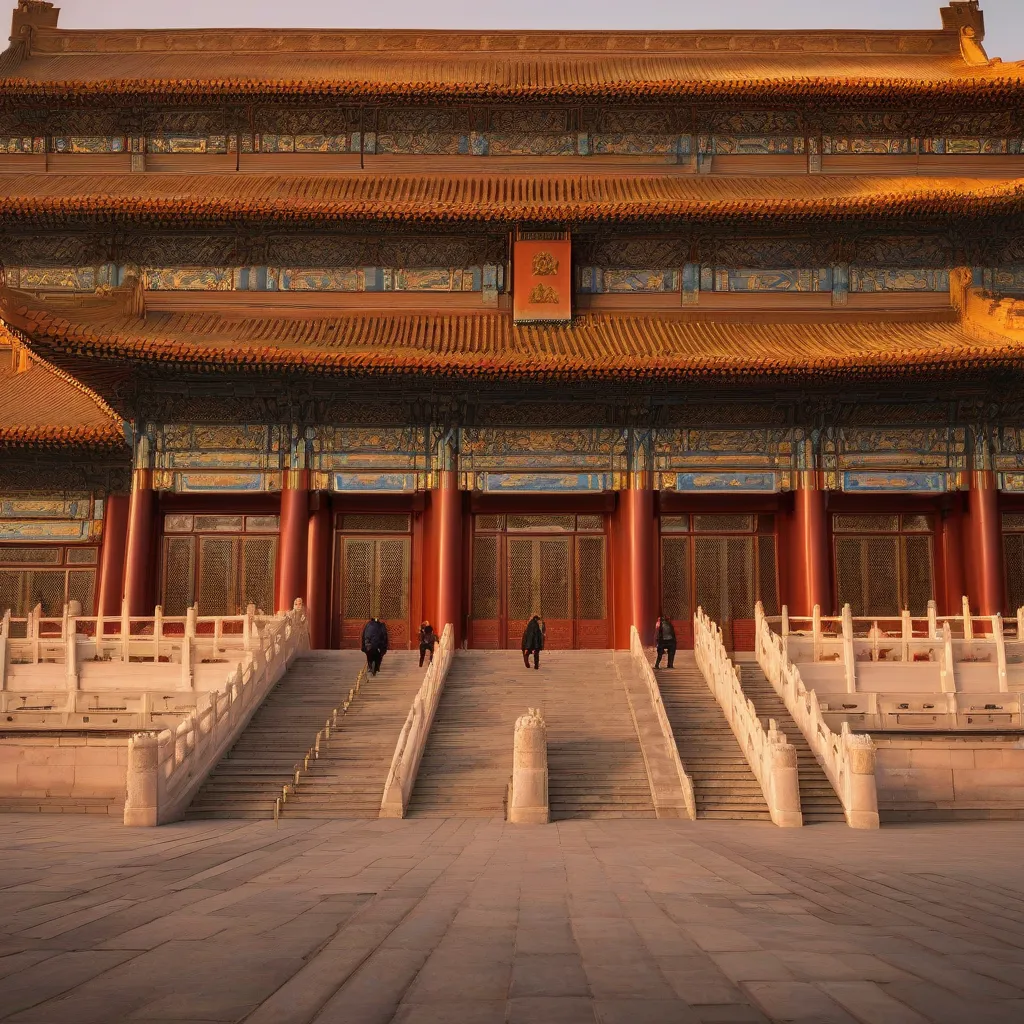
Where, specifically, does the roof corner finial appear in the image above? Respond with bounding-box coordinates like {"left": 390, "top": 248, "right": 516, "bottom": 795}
{"left": 10, "top": 1, "right": 58, "bottom": 47}
{"left": 940, "top": 2, "right": 991, "bottom": 65}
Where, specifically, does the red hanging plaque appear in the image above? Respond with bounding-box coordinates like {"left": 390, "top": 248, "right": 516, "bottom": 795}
{"left": 512, "top": 239, "right": 572, "bottom": 324}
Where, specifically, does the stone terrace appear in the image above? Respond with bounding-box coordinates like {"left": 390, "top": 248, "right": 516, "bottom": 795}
{"left": 1, "top": 818, "right": 1024, "bottom": 1022}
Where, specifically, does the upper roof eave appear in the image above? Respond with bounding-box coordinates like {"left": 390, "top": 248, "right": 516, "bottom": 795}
{"left": 1, "top": 173, "right": 1022, "bottom": 227}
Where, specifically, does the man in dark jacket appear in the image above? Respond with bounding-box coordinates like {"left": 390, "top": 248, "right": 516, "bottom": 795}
{"left": 521, "top": 614, "right": 545, "bottom": 670}
{"left": 654, "top": 615, "right": 677, "bottom": 669}
{"left": 418, "top": 621, "right": 436, "bottom": 668}
{"left": 361, "top": 617, "right": 389, "bottom": 676}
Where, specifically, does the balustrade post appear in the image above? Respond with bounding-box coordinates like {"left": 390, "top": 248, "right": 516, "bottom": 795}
{"left": 963, "top": 596, "right": 974, "bottom": 641}
{"left": 995, "top": 614, "right": 1008, "bottom": 693}
{"left": 812, "top": 604, "right": 822, "bottom": 662}
{"left": 842, "top": 727, "right": 880, "bottom": 829}
{"left": 154, "top": 605, "right": 163, "bottom": 661}
{"left": 781, "top": 604, "right": 789, "bottom": 638}
{"left": 927, "top": 599, "right": 938, "bottom": 640}
{"left": 508, "top": 708, "right": 549, "bottom": 824}
{"left": 901, "top": 609, "right": 911, "bottom": 663}
{"left": 123, "top": 732, "right": 161, "bottom": 826}
{"left": 121, "top": 598, "right": 131, "bottom": 663}
{"left": 940, "top": 622, "right": 956, "bottom": 693}
{"left": 1018, "top": 606, "right": 1024, "bottom": 642}
{"left": 768, "top": 733, "right": 802, "bottom": 828}
{"left": 842, "top": 604, "right": 856, "bottom": 693}
{"left": 0, "top": 635, "right": 7, "bottom": 691}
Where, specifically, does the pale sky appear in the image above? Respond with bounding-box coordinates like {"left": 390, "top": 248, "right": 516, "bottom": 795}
{"left": 46, "top": 0, "right": 1024, "bottom": 60}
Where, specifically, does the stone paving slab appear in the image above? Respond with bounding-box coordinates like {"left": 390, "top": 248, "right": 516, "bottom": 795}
{"left": 2, "top": 818, "right": 1024, "bottom": 1021}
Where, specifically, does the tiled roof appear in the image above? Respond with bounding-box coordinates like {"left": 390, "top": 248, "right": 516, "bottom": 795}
{"left": 5, "top": 286, "right": 1024, "bottom": 385}
{"left": 3, "top": 26, "right": 1022, "bottom": 101}
{"left": 1, "top": 174, "right": 1022, "bottom": 226}
{"left": 0, "top": 320, "right": 124, "bottom": 447}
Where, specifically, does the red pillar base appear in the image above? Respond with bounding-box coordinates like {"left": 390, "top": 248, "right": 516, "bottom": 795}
{"left": 627, "top": 487, "right": 657, "bottom": 646}
{"left": 306, "top": 496, "right": 331, "bottom": 647}
{"left": 967, "top": 472, "right": 1004, "bottom": 616}
{"left": 97, "top": 493, "right": 130, "bottom": 617}
{"left": 124, "top": 473, "right": 157, "bottom": 617}
{"left": 434, "top": 473, "right": 463, "bottom": 644}
{"left": 277, "top": 473, "right": 310, "bottom": 613}
{"left": 792, "top": 484, "right": 830, "bottom": 617}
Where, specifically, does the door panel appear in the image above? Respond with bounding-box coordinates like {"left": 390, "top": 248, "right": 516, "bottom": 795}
{"left": 660, "top": 520, "right": 777, "bottom": 651}
{"left": 335, "top": 534, "right": 411, "bottom": 649}
{"left": 471, "top": 518, "right": 609, "bottom": 649}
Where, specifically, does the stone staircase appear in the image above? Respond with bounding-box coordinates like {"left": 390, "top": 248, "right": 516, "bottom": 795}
{"left": 407, "top": 650, "right": 656, "bottom": 819}
{"left": 655, "top": 653, "right": 771, "bottom": 821}
{"left": 185, "top": 650, "right": 366, "bottom": 819}
{"left": 281, "top": 651, "right": 424, "bottom": 818}
{"left": 735, "top": 656, "right": 846, "bottom": 824}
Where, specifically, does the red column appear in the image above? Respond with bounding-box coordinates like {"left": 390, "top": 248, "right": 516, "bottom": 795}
{"left": 96, "top": 493, "right": 130, "bottom": 617}
{"left": 435, "top": 471, "right": 463, "bottom": 643}
{"left": 124, "top": 470, "right": 157, "bottom": 616}
{"left": 627, "top": 486, "right": 657, "bottom": 645}
{"left": 967, "top": 470, "right": 1004, "bottom": 615}
{"left": 305, "top": 495, "right": 331, "bottom": 647}
{"left": 276, "top": 471, "right": 310, "bottom": 613}
{"left": 792, "top": 477, "right": 831, "bottom": 616}
{"left": 939, "top": 500, "right": 967, "bottom": 616}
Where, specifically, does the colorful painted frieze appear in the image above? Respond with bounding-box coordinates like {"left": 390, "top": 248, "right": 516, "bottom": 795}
{"left": 147, "top": 135, "right": 234, "bottom": 154}
{"left": 850, "top": 269, "right": 950, "bottom": 292}
{"left": 0, "top": 137, "right": 44, "bottom": 153}
{"left": 577, "top": 269, "right": 679, "bottom": 294}
{"left": 654, "top": 429, "right": 794, "bottom": 491}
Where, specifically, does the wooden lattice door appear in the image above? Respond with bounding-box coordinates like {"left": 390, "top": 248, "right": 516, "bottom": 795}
{"left": 469, "top": 514, "right": 609, "bottom": 649}
{"left": 160, "top": 514, "right": 278, "bottom": 616}
{"left": 334, "top": 534, "right": 411, "bottom": 649}
{"left": 833, "top": 514, "right": 934, "bottom": 617}
{"left": 660, "top": 514, "right": 778, "bottom": 650}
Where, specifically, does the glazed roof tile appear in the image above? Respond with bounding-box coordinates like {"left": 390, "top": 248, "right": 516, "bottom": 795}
{"left": 0, "top": 321, "right": 124, "bottom": 447}
{"left": 4, "top": 286, "right": 1023, "bottom": 385}
{"left": 1, "top": 174, "right": 1022, "bottom": 226}
{"left": 3, "top": 26, "right": 1023, "bottom": 101}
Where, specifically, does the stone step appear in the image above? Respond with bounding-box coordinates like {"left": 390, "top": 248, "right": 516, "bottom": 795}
{"left": 408, "top": 651, "right": 655, "bottom": 819}
{"left": 185, "top": 651, "right": 423, "bottom": 821}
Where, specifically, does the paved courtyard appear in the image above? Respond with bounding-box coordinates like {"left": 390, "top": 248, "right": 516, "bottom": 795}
{"left": 0, "top": 817, "right": 1023, "bottom": 1022}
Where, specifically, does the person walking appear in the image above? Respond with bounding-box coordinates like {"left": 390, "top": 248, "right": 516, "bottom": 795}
{"left": 521, "top": 613, "right": 545, "bottom": 670}
{"left": 418, "top": 621, "right": 436, "bottom": 667}
{"left": 361, "top": 616, "right": 389, "bottom": 676}
{"left": 654, "top": 615, "right": 677, "bottom": 669}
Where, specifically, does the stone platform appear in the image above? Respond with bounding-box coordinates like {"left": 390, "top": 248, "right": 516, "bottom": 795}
{"left": 1, "top": 817, "right": 1024, "bottom": 1023}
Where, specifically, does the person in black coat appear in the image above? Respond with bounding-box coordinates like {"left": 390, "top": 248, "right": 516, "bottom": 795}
{"left": 521, "top": 614, "right": 545, "bottom": 670}
{"left": 361, "top": 617, "right": 389, "bottom": 676}
{"left": 418, "top": 621, "right": 436, "bottom": 667}
{"left": 654, "top": 615, "right": 677, "bottom": 669}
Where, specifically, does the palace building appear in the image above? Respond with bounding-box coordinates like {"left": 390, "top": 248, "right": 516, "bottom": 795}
{"left": 2, "top": 0, "right": 1024, "bottom": 653}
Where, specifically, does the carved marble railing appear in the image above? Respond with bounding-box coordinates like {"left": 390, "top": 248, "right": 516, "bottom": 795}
{"left": 379, "top": 623, "right": 454, "bottom": 818}
{"left": 694, "top": 608, "right": 802, "bottom": 828}
{"left": 0, "top": 602, "right": 274, "bottom": 728}
{"left": 755, "top": 602, "right": 879, "bottom": 830}
{"left": 123, "top": 601, "right": 309, "bottom": 826}
{"left": 629, "top": 626, "right": 696, "bottom": 820}
{"left": 762, "top": 599, "right": 1023, "bottom": 731}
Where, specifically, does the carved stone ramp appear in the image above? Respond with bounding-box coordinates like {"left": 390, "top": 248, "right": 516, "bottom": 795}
{"left": 407, "top": 650, "right": 656, "bottom": 819}
{"left": 185, "top": 650, "right": 364, "bottom": 819}
{"left": 656, "top": 652, "right": 771, "bottom": 821}
{"left": 281, "top": 651, "right": 424, "bottom": 818}
{"left": 735, "top": 654, "right": 846, "bottom": 824}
